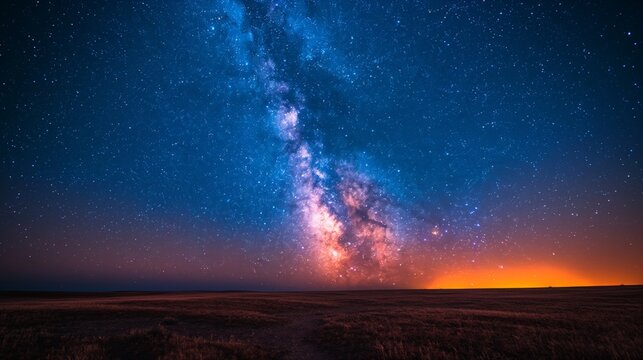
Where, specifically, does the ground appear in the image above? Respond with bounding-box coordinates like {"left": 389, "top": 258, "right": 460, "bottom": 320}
{"left": 1, "top": 286, "right": 642, "bottom": 359}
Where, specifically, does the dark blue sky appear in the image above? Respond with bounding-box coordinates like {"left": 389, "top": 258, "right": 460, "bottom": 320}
{"left": 1, "top": 0, "right": 641, "bottom": 290}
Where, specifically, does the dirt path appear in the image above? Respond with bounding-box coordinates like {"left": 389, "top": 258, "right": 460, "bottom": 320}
{"left": 250, "top": 312, "right": 328, "bottom": 360}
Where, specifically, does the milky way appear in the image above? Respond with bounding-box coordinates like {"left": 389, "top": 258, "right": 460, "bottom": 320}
{"left": 247, "top": 4, "right": 403, "bottom": 283}
{"left": 0, "top": 0, "right": 641, "bottom": 290}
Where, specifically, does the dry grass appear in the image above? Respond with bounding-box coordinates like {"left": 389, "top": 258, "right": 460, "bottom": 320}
{"left": 0, "top": 325, "right": 281, "bottom": 360}
{"left": 315, "top": 308, "right": 641, "bottom": 359}
{"left": 0, "top": 286, "right": 641, "bottom": 359}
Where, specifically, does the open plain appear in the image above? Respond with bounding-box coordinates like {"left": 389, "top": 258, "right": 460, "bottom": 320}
{"left": 1, "top": 286, "right": 642, "bottom": 359}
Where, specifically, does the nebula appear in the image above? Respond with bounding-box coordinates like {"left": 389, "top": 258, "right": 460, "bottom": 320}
{"left": 266, "top": 67, "right": 400, "bottom": 283}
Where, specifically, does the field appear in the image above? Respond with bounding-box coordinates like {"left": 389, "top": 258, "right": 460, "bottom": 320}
{"left": 1, "top": 286, "right": 641, "bottom": 359}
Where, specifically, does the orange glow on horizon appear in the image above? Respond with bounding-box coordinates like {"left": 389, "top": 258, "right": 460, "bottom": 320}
{"left": 428, "top": 265, "right": 603, "bottom": 289}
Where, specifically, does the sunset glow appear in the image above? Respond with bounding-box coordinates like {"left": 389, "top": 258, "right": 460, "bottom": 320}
{"left": 429, "top": 265, "right": 603, "bottom": 289}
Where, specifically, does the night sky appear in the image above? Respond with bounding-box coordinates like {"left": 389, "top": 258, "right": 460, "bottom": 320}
{"left": 1, "top": 0, "right": 641, "bottom": 290}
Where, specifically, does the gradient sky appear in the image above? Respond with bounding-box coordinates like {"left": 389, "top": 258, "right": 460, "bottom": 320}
{"left": 1, "top": 0, "right": 641, "bottom": 290}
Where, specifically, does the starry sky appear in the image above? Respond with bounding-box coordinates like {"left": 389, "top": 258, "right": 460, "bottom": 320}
{"left": 1, "top": 0, "right": 641, "bottom": 290}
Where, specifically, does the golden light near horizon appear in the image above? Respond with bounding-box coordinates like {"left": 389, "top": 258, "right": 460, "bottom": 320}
{"left": 428, "top": 265, "right": 598, "bottom": 289}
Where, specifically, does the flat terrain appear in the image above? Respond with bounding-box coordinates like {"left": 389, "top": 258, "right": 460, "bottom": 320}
{"left": 1, "top": 286, "right": 641, "bottom": 359}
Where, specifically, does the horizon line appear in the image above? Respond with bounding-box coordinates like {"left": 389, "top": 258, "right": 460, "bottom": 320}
{"left": 1, "top": 283, "right": 641, "bottom": 294}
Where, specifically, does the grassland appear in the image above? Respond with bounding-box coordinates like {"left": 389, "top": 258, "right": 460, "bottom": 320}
{"left": 1, "top": 286, "right": 641, "bottom": 359}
